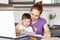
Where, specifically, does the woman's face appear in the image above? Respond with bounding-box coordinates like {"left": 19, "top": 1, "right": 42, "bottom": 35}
{"left": 30, "top": 9, "right": 40, "bottom": 21}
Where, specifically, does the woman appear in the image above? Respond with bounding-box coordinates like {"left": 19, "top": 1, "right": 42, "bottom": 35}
{"left": 30, "top": 1, "right": 51, "bottom": 40}
{"left": 16, "top": 1, "right": 51, "bottom": 40}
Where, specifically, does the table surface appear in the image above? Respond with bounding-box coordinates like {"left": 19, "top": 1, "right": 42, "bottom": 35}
{"left": 41, "top": 37, "right": 60, "bottom": 40}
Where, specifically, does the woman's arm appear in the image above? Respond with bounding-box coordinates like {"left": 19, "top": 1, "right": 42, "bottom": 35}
{"left": 43, "top": 23, "right": 51, "bottom": 37}
{"left": 15, "top": 20, "right": 22, "bottom": 35}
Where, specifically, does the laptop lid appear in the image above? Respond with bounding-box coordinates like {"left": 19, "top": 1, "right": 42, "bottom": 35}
{"left": 0, "top": 11, "right": 16, "bottom": 38}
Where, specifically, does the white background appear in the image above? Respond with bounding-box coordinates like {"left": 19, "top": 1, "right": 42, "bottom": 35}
{"left": 0, "top": 11, "right": 16, "bottom": 38}
{"left": 0, "top": 0, "right": 8, "bottom": 4}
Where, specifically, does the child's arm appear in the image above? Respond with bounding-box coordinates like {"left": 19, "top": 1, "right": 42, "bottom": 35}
{"left": 25, "top": 26, "right": 37, "bottom": 34}
{"left": 25, "top": 31, "right": 35, "bottom": 34}
{"left": 22, "top": 26, "right": 37, "bottom": 34}
{"left": 15, "top": 28, "right": 20, "bottom": 34}
{"left": 15, "top": 28, "right": 25, "bottom": 36}
{"left": 15, "top": 27, "right": 25, "bottom": 36}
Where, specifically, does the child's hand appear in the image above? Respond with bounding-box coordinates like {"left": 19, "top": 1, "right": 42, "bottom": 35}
{"left": 22, "top": 29, "right": 27, "bottom": 33}
{"left": 20, "top": 29, "right": 27, "bottom": 34}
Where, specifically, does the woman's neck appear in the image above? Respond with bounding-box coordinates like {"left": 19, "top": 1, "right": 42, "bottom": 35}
{"left": 32, "top": 20, "right": 38, "bottom": 24}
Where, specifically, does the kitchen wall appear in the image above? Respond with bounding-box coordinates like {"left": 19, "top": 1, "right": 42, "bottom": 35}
{"left": 0, "top": 6, "right": 60, "bottom": 25}
{"left": 14, "top": 6, "right": 60, "bottom": 25}
{"left": 41, "top": 6, "right": 60, "bottom": 25}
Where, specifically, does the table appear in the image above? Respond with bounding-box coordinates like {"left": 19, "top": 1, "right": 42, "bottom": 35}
{"left": 41, "top": 37, "right": 60, "bottom": 40}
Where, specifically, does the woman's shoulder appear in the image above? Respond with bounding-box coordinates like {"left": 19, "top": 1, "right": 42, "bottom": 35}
{"left": 39, "top": 18, "right": 46, "bottom": 22}
{"left": 38, "top": 18, "right": 47, "bottom": 24}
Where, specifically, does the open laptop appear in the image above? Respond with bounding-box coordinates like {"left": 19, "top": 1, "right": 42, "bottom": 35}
{"left": 0, "top": 11, "right": 27, "bottom": 39}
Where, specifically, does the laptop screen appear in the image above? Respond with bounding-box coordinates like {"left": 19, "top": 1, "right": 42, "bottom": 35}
{"left": 0, "top": 11, "right": 16, "bottom": 38}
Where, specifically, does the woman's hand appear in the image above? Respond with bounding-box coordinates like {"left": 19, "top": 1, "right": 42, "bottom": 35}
{"left": 44, "top": 31, "right": 51, "bottom": 37}
{"left": 33, "top": 26, "right": 37, "bottom": 33}
{"left": 43, "top": 23, "right": 51, "bottom": 37}
{"left": 15, "top": 20, "right": 23, "bottom": 35}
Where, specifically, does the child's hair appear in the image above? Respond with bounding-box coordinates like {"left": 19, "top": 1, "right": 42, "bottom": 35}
{"left": 31, "top": 1, "right": 43, "bottom": 14}
{"left": 22, "top": 13, "right": 31, "bottom": 20}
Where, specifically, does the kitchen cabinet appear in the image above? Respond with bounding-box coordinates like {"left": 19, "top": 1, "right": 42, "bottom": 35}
{"left": 35, "top": 0, "right": 60, "bottom": 4}
{"left": 49, "top": 25, "right": 60, "bottom": 37}
{"left": 0, "top": 0, "right": 9, "bottom": 4}
{"left": 9, "top": 0, "right": 35, "bottom": 7}
{"left": 35, "top": 0, "right": 52, "bottom": 4}
{"left": 52, "top": 0, "right": 60, "bottom": 4}
{"left": 42, "top": 0, "right": 52, "bottom": 4}
{"left": 10, "top": 0, "right": 35, "bottom": 4}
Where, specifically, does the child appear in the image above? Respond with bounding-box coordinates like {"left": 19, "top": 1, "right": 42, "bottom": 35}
{"left": 16, "top": 13, "right": 36, "bottom": 40}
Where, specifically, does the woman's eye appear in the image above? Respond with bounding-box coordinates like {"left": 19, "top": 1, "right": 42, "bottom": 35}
{"left": 36, "top": 15, "right": 38, "bottom": 17}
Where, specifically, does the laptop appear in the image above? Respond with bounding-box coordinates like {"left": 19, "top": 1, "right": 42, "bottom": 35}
{"left": 0, "top": 11, "right": 27, "bottom": 39}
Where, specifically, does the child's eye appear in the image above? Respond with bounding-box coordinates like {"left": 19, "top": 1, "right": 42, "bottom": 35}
{"left": 32, "top": 13, "right": 34, "bottom": 15}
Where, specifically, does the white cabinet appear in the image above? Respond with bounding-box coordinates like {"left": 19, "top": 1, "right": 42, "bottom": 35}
{"left": 35, "top": 0, "right": 52, "bottom": 4}
{"left": 10, "top": 0, "right": 33, "bottom": 2}
{"left": 42, "top": 0, "right": 51, "bottom": 4}
{"left": 0, "top": 0, "right": 9, "bottom": 4}
{"left": 35, "top": 0, "right": 42, "bottom": 3}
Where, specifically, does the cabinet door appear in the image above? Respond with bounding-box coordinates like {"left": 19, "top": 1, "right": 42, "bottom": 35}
{"left": 10, "top": 0, "right": 33, "bottom": 2}
{"left": 0, "top": 0, "right": 9, "bottom": 4}
{"left": 35, "top": 0, "right": 52, "bottom": 4}
{"left": 42, "top": 0, "right": 51, "bottom": 4}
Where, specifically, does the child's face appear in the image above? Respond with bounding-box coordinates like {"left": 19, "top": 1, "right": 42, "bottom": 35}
{"left": 22, "top": 19, "right": 31, "bottom": 27}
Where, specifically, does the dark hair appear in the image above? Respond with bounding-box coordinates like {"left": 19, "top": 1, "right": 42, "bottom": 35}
{"left": 22, "top": 13, "right": 31, "bottom": 20}
{"left": 31, "top": 1, "right": 43, "bottom": 14}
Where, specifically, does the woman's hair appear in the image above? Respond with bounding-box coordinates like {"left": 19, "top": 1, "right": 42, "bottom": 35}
{"left": 31, "top": 1, "right": 43, "bottom": 14}
{"left": 22, "top": 13, "right": 31, "bottom": 20}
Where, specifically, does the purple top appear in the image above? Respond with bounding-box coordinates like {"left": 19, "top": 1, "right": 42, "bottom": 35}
{"left": 30, "top": 18, "right": 47, "bottom": 35}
